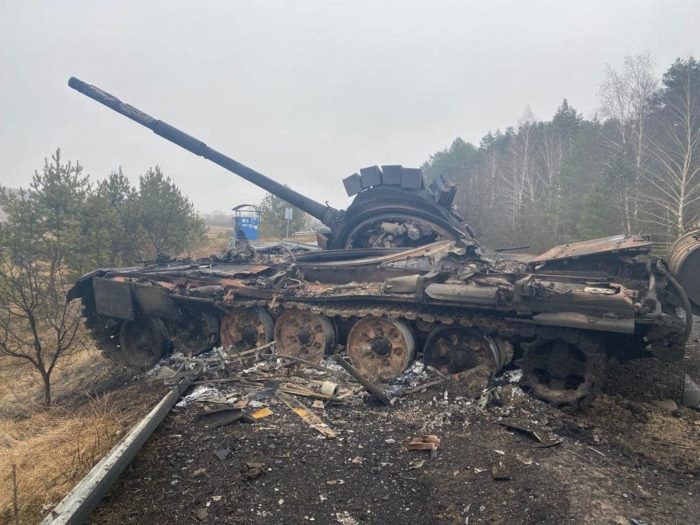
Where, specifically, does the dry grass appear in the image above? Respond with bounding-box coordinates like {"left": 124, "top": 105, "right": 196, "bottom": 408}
{"left": 0, "top": 346, "right": 117, "bottom": 418}
{"left": 182, "top": 225, "right": 319, "bottom": 259}
{"left": 183, "top": 225, "right": 233, "bottom": 258}
{"left": 0, "top": 346, "right": 162, "bottom": 523}
{"left": 0, "top": 394, "right": 130, "bottom": 523}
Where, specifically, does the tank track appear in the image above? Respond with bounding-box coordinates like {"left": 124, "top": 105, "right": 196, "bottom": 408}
{"left": 234, "top": 299, "right": 530, "bottom": 337}
{"left": 226, "top": 298, "right": 607, "bottom": 407}
{"left": 80, "top": 289, "right": 609, "bottom": 407}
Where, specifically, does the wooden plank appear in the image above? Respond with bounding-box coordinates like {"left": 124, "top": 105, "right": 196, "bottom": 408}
{"left": 278, "top": 392, "right": 336, "bottom": 439}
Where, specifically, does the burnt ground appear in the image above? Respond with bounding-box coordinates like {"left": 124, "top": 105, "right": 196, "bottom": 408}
{"left": 89, "top": 337, "right": 700, "bottom": 525}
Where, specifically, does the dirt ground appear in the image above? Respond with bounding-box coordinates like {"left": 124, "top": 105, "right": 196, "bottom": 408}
{"left": 86, "top": 330, "right": 700, "bottom": 525}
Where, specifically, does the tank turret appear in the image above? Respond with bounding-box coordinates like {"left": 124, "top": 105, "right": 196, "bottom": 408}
{"left": 68, "top": 77, "right": 472, "bottom": 249}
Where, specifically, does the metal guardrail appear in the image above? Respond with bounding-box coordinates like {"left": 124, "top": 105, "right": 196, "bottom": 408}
{"left": 41, "top": 377, "right": 192, "bottom": 525}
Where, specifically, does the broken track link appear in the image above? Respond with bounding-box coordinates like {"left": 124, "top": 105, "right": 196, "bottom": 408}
{"left": 518, "top": 328, "right": 607, "bottom": 410}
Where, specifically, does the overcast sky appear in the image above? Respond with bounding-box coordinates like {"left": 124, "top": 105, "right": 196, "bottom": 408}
{"left": 1, "top": 1, "right": 697, "bottom": 213}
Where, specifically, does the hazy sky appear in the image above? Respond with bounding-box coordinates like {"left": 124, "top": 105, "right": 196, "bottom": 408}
{"left": 1, "top": 1, "right": 697, "bottom": 213}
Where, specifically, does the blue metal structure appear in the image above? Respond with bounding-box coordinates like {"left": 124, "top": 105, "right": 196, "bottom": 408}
{"left": 232, "top": 204, "right": 261, "bottom": 248}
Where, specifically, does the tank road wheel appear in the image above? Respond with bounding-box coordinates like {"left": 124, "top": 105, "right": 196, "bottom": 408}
{"left": 170, "top": 310, "right": 220, "bottom": 357}
{"left": 119, "top": 316, "right": 170, "bottom": 369}
{"left": 220, "top": 308, "right": 274, "bottom": 353}
{"left": 423, "top": 327, "right": 512, "bottom": 375}
{"left": 519, "top": 336, "right": 606, "bottom": 409}
{"left": 274, "top": 310, "right": 336, "bottom": 364}
{"left": 347, "top": 317, "right": 416, "bottom": 382}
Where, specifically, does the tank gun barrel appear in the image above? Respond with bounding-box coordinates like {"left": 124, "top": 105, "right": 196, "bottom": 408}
{"left": 68, "top": 77, "right": 341, "bottom": 226}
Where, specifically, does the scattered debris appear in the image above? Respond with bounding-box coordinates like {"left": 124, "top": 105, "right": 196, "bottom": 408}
{"left": 499, "top": 418, "right": 562, "bottom": 447}
{"left": 335, "top": 356, "right": 392, "bottom": 405}
{"left": 242, "top": 462, "right": 265, "bottom": 480}
{"left": 90, "top": 340, "right": 700, "bottom": 525}
{"left": 193, "top": 508, "right": 209, "bottom": 521}
{"left": 191, "top": 468, "right": 207, "bottom": 478}
{"left": 326, "top": 479, "right": 344, "bottom": 485}
{"left": 402, "top": 378, "right": 448, "bottom": 395}
{"left": 408, "top": 458, "right": 425, "bottom": 470}
{"left": 406, "top": 434, "right": 441, "bottom": 451}
{"left": 278, "top": 392, "right": 337, "bottom": 439}
{"left": 335, "top": 511, "right": 359, "bottom": 525}
{"left": 586, "top": 445, "right": 606, "bottom": 458}
{"left": 177, "top": 385, "right": 231, "bottom": 407}
{"left": 197, "top": 408, "right": 253, "bottom": 428}
{"left": 213, "top": 448, "right": 231, "bottom": 462}
{"left": 275, "top": 379, "right": 352, "bottom": 401}
{"left": 515, "top": 453, "right": 533, "bottom": 465}
{"left": 491, "top": 460, "right": 510, "bottom": 480}
{"left": 251, "top": 407, "right": 273, "bottom": 419}
{"left": 88, "top": 316, "right": 700, "bottom": 525}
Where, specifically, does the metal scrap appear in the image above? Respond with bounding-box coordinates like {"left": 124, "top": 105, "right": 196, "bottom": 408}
{"left": 335, "top": 356, "right": 392, "bottom": 406}
{"left": 499, "top": 419, "right": 562, "bottom": 448}
{"left": 197, "top": 408, "right": 254, "bottom": 428}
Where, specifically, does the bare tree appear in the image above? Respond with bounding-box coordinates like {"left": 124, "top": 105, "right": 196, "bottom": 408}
{"left": 599, "top": 53, "right": 657, "bottom": 233}
{"left": 0, "top": 189, "right": 84, "bottom": 407}
{"left": 500, "top": 108, "right": 539, "bottom": 232}
{"left": 538, "top": 100, "right": 579, "bottom": 243}
{"left": 641, "top": 57, "right": 700, "bottom": 246}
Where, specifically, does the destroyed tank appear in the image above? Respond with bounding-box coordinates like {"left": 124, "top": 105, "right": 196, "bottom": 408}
{"left": 67, "top": 78, "right": 698, "bottom": 409}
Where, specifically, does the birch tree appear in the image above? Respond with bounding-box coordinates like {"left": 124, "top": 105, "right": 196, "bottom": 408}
{"left": 642, "top": 57, "right": 700, "bottom": 245}
{"left": 599, "top": 53, "right": 657, "bottom": 234}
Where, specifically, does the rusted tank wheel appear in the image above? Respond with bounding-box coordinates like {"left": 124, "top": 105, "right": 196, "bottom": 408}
{"left": 519, "top": 336, "right": 605, "bottom": 409}
{"left": 220, "top": 308, "right": 274, "bottom": 352}
{"left": 170, "top": 310, "right": 220, "bottom": 356}
{"left": 423, "top": 327, "right": 512, "bottom": 375}
{"left": 347, "top": 317, "right": 416, "bottom": 382}
{"left": 274, "top": 310, "right": 336, "bottom": 364}
{"left": 119, "top": 316, "right": 170, "bottom": 369}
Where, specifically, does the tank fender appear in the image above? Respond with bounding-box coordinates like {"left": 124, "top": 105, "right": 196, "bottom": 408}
{"left": 93, "top": 278, "right": 134, "bottom": 320}
{"left": 66, "top": 269, "right": 108, "bottom": 301}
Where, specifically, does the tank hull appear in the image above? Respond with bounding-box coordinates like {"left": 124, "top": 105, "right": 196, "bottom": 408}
{"left": 70, "top": 236, "right": 692, "bottom": 409}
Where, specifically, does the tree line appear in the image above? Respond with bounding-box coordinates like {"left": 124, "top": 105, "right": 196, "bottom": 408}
{"left": 422, "top": 55, "right": 700, "bottom": 252}
{"left": 0, "top": 150, "right": 204, "bottom": 405}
